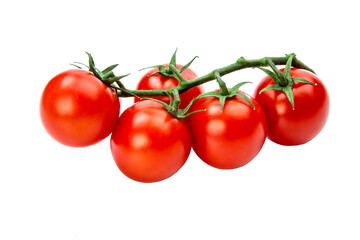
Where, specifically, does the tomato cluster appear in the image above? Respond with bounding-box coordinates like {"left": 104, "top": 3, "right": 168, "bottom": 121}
{"left": 40, "top": 57, "right": 329, "bottom": 183}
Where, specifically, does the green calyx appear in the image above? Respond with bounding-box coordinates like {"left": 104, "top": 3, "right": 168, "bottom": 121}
{"left": 196, "top": 72, "right": 254, "bottom": 112}
{"left": 71, "top": 52, "right": 134, "bottom": 96}
{"left": 143, "top": 88, "right": 203, "bottom": 119}
{"left": 258, "top": 54, "right": 316, "bottom": 109}
{"left": 140, "top": 48, "right": 198, "bottom": 82}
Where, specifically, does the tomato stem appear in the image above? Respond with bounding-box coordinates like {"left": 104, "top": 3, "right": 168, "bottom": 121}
{"left": 171, "top": 88, "right": 181, "bottom": 111}
{"left": 117, "top": 54, "right": 315, "bottom": 97}
{"left": 168, "top": 64, "right": 187, "bottom": 83}
{"left": 214, "top": 72, "right": 229, "bottom": 95}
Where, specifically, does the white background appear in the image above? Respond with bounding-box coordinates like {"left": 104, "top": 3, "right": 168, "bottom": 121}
{"left": 1, "top": 0, "right": 359, "bottom": 239}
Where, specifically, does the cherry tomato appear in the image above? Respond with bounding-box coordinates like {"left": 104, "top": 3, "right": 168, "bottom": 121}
{"left": 134, "top": 64, "right": 204, "bottom": 109}
{"left": 188, "top": 92, "right": 267, "bottom": 169}
{"left": 110, "top": 100, "right": 192, "bottom": 183}
{"left": 254, "top": 68, "right": 329, "bottom": 146}
{"left": 40, "top": 69, "right": 120, "bottom": 147}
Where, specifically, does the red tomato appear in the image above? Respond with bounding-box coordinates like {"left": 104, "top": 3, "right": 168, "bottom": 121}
{"left": 188, "top": 92, "right": 267, "bottom": 169}
{"left": 254, "top": 68, "right": 329, "bottom": 145}
{"left": 135, "top": 64, "right": 204, "bottom": 109}
{"left": 110, "top": 100, "right": 192, "bottom": 183}
{"left": 40, "top": 69, "right": 120, "bottom": 147}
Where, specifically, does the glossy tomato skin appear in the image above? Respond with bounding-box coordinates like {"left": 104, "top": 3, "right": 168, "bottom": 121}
{"left": 188, "top": 92, "right": 267, "bottom": 169}
{"left": 110, "top": 100, "right": 192, "bottom": 183}
{"left": 40, "top": 69, "right": 120, "bottom": 147}
{"left": 135, "top": 64, "right": 204, "bottom": 109}
{"left": 254, "top": 68, "right": 329, "bottom": 146}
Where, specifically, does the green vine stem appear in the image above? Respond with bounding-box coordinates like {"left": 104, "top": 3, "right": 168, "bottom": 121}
{"left": 117, "top": 53, "right": 314, "bottom": 97}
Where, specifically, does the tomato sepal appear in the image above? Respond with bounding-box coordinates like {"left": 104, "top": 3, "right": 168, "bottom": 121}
{"left": 257, "top": 54, "right": 317, "bottom": 109}
{"left": 196, "top": 81, "right": 254, "bottom": 111}
{"left": 139, "top": 49, "right": 198, "bottom": 79}
{"left": 71, "top": 52, "right": 130, "bottom": 96}
{"left": 142, "top": 88, "right": 203, "bottom": 119}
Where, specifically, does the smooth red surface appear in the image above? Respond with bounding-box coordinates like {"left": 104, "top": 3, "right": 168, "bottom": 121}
{"left": 188, "top": 92, "right": 267, "bottom": 169}
{"left": 110, "top": 100, "right": 192, "bottom": 183}
{"left": 134, "top": 64, "right": 204, "bottom": 109}
{"left": 254, "top": 68, "right": 330, "bottom": 145}
{"left": 40, "top": 69, "right": 120, "bottom": 147}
